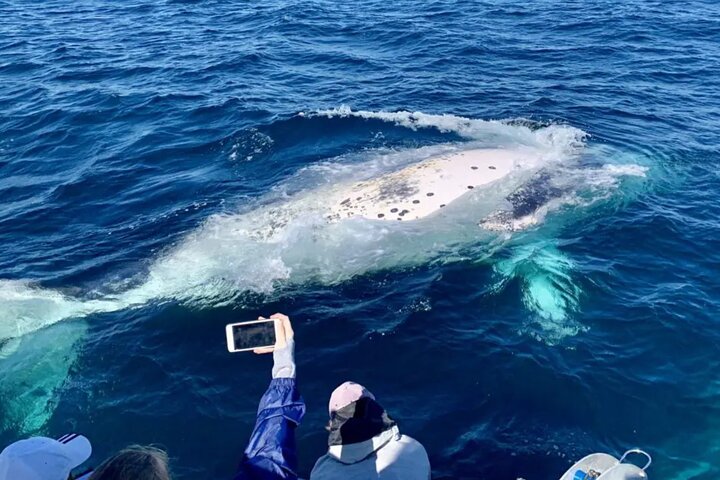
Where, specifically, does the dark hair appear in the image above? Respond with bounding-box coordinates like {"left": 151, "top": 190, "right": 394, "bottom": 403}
{"left": 89, "top": 445, "right": 170, "bottom": 480}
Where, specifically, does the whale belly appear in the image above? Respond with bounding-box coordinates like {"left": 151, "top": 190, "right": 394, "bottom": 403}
{"left": 328, "top": 149, "right": 520, "bottom": 222}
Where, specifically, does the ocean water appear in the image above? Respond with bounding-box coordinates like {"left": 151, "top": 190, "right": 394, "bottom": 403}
{"left": 1, "top": 0, "right": 719, "bottom": 478}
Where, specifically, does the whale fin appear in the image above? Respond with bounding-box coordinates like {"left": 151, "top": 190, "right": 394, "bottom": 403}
{"left": 493, "top": 242, "right": 583, "bottom": 343}
{"left": 0, "top": 337, "right": 21, "bottom": 359}
{"left": 0, "top": 320, "right": 87, "bottom": 435}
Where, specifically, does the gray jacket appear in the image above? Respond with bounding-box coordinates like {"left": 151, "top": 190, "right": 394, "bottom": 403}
{"left": 310, "top": 426, "right": 430, "bottom": 480}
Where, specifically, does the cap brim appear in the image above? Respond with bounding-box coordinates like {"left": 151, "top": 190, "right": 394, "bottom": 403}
{"left": 56, "top": 434, "right": 92, "bottom": 467}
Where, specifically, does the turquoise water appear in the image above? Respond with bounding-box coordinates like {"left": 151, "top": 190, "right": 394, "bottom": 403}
{"left": 1, "top": 1, "right": 718, "bottom": 478}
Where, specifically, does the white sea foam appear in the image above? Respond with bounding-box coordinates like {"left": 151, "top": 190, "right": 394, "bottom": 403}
{"left": 312, "top": 106, "right": 588, "bottom": 155}
{"left": 0, "top": 280, "right": 121, "bottom": 344}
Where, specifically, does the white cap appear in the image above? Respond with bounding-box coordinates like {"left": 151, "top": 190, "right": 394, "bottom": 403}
{"left": 328, "top": 381, "right": 376, "bottom": 415}
{"left": 0, "top": 434, "right": 92, "bottom": 480}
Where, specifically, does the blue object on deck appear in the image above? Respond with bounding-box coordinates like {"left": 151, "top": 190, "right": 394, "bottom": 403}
{"left": 573, "top": 471, "right": 589, "bottom": 480}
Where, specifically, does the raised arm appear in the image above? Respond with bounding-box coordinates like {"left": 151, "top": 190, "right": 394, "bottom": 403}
{"left": 234, "top": 314, "right": 306, "bottom": 480}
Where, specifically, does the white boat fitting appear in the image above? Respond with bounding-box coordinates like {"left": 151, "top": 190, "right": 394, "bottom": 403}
{"left": 559, "top": 449, "right": 652, "bottom": 480}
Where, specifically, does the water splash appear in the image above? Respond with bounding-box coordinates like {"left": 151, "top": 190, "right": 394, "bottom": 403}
{"left": 311, "top": 106, "right": 588, "bottom": 154}
{"left": 0, "top": 280, "right": 121, "bottom": 347}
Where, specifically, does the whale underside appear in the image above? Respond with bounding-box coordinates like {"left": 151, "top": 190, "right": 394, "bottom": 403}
{"left": 321, "top": 148, "right": 564, "bottom": 233}
{"left": 325, "top": 148, "right": 520, "bottom": 222}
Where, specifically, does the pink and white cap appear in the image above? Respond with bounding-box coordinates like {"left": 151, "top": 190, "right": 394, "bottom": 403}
{"left": 0, "top": 434, "right": 92, "bottom": 480}
{"left": 328, "top": 381, "right": 376, "bottom": 415}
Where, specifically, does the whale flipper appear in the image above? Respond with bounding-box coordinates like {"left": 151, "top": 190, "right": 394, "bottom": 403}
{"left": 0, "top": 337, "right": 21, "bottom": 359}
{"left": 0, "top": 320, "right": 87, "bottom": 434}
{"left": 493, "top": 242, "right": 583, "bottom": 343}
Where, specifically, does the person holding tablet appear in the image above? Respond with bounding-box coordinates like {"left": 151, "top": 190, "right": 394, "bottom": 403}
{"left": 309, "top": 382, "right": 430, "bottom": 479}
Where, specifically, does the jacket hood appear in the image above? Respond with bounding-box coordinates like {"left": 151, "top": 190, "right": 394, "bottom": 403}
{"left": 326, "top": 426, "right": 401, "bottom": 464}
{"left": 327, "top": 397, "right": 396, "bottom": 447}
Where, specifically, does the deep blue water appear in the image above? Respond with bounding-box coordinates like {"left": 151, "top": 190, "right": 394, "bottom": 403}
{"left": 1, "top": 1, "right": 719, "bottom": 479}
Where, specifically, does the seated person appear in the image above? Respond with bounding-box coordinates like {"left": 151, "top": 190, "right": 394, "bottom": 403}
{"left": 310, "top": 382, "right": 430, "bottom": 479}
{"left": 231, "top": 315, "right": 430, "bottom": 479}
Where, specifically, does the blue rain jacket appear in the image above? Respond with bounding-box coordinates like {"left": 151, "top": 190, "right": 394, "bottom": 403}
{"left": 234, "top": 377, "right": 306, "bottom": 480}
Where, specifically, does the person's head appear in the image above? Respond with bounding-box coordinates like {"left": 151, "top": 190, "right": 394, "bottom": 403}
{"left": 0, "top": 434, "right": 92, "bottom": 480}
{"left": 326, "top": 381, "right": 396, "bottom": 446}
{"left": 89, "top": 445, "right": 170, "bottom": 480}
